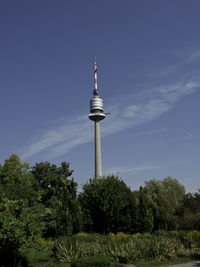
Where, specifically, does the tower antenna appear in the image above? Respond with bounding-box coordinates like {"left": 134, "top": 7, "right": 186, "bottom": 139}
{"left": 93, "top": 56, "right": 98, "bottom": 96}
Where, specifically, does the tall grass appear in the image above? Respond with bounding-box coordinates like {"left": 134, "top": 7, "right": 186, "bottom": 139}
{"left": 53, "top": 233, "right": 184, "bottom": 264}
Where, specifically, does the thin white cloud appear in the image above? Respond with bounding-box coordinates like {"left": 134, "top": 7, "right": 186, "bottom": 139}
{"left": 22, "top": 118, "right": 90, "bottom": 159}
{"left": 105, "top": 165, "right": 157, "bottom": 176}
{"left": 20, "top": 53, "right": 200, "bottom": 160}
{"left": 152, "top": 50, "right": 200, "bottom": 78}
{"left": 136, "top": 128, "right": 167, "bottom": 136}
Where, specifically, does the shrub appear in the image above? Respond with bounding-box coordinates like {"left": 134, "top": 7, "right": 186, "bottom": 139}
{"left": 54, "top": 234, "right": 184, "bottom": 264}
{"left": 178, "top": 230, "right": 200, "bottom": 248}
{"left": 71, "top": 256, "right": 111, "bottom": 267}
{"left": 0, "top": 197, "right": 43, "bottom": 266}
{"left": 153, "top": 230, "right": 169, "bottom": 236}
{"left": 73, "top": 233, "right": 107, "bottom": 243}
{"left": 169, "top": 230, "right": 179, "bottom": 239}
{"left": 186, "top": 230, "right": 200, "bottom": 248}
{"left": 143, "top": 232, "right": 151, "bottom": 238}
{"left": 109, "top": 232, "right": 129, "bottom": 242}
{"left": 115, "top": 232, "right": 130, "bottom": 240}
{"left": 132, "top": 233, "right": 141, "bottom": 238}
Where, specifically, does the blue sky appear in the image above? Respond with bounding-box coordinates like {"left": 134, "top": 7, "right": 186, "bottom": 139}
{"left": 0, "top": 0, "right": 200, "bottom": 192}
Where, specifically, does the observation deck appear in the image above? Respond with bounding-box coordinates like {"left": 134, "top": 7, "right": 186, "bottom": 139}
{"left": 89, "top": 95, "right": 106, "bottom": 122}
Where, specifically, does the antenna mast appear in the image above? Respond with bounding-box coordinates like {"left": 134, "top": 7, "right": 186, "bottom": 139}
{"left": 93, "top": 56, "right": 98, "bottom": 96}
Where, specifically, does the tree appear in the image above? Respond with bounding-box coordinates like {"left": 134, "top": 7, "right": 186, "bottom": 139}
{"left": 177, "top": 190, "right": 200, "bottom": 230}
{"left": 143, "top": 177, "right": 185, "bottom": 230}
{"left": 0, "top": 154, "right": 38, "bottom": 203}
{"left": 0, "top": 154, "right": 43, "bottom": 266}
{"left": 79, "top": 175, "right": 138, "bottom": 234}
{"left": 137, "top": 186, "right": 153, "bottom": 233}
{"left": 31, "top": 161, "right": 82, "bottom": 237}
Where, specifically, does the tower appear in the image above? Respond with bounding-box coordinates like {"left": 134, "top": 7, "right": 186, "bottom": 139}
{"left": 89, "top": 57, "right": 106, "bottom": 178}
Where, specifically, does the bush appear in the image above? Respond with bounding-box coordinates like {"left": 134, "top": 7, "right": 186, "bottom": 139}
{"left": 71, "top": 256, "right": 111, "bottom": 267}
{"left": 169, "top": 230, "right": 179, "bottom": 239}
{"left": 54, "top": 234, "right": 184, "bottom": 264}
{"left": 73, "top": 233, "right": 107, "bottom": 243}
{"left": 179, "top": 230, "right": 200, "bottom": 248}
{"left": 153, "top": 230, "right": 169, "bottom": 236}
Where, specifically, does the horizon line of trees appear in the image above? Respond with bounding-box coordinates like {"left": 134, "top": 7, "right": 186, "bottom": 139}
{"left": 0, "top": 154, "right": 200, "bottom": 263}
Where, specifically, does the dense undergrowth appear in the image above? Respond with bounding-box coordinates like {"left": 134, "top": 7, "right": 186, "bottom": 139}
{"left": 1, "top": 230, "right": 200, "bottom": 266}
{"left": 52, "top": 231, "right": 200, "bottom": 266}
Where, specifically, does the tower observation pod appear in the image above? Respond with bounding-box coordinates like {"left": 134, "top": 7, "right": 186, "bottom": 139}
{"left": 89, "top": 57, "right": 106, "bottom": 178}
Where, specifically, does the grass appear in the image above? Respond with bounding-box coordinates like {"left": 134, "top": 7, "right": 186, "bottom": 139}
{"left": 24, "top": 246, "right": 71, "bottom": 267}
{"left": 25, "top": 248, "right": 51, "bottom": 263}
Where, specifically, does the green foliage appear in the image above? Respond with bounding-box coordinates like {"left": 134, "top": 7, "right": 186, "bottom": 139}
{"left": 32, "top": 161, "right": 82, "bottom": 237}
{"left": 138, "top": 186, "right": 153, "bottom": 233}
{"left": 71, "top": 256, "right": 112, "bottom": 267}
{"left": 0, "top": 154, "right": 38, "bottom": 203}
{"left": 0, "top": 197, "right": 42, "bottom": 248}
{"left": 53, "top": 233, "right": 184, "bottom": 264}
{"left": 144, "top": 177, "right": 185, "bottom": 230}
{"left": 177, "top": 191, "right": 200, "bottom": 230}
{"left": 178, "top": 230, "right": 200, "bottom": 249}
{"left": 1, "top": 153, "right": 200, "bottom": 266}
{"left": 0, "top": 155, "right": 44, "bottom": 266}
{"left": 79, "top": 175, "right": 137, "bottom": 234}
{"left": 153, "top": 230, "right": 169, "bottom": 237}
{"left": 53, "top": 236, "right": 107, "bottom": 263}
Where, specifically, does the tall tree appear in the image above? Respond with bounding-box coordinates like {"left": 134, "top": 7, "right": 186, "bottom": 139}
{"left": 31, "top": 161, "right": 82, "bottom": 237}
{"left": 0, "top": 154, "right": 38, "bottom": 203}
{"left": 138, "top": 186, "right": 153, "bottom": 233}
{"left": 79, "top": 175, "right": 138, "bottom": 234}
{"left": 144, "top": 177, "right": 185, "bottom": 230}
{"left": 0, "top": 155, "right": 43, "bottom": 266}
{"left": 177, "top": 190, "right": 200, "bottom": 230}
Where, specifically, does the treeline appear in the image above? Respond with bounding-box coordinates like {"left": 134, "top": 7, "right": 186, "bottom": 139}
{"left": 79, "top": 174, "right": 200, "bottom": 234}
{"left": 0, "top": 154, "right": 200, "bottom": 263}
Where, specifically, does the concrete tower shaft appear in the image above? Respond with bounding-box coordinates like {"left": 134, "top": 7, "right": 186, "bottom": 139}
{"left": 95, "top": 121, "right": 102, "bottom": 177}
{"left": 88, "top": 58, "right": 106, "bottom": 178}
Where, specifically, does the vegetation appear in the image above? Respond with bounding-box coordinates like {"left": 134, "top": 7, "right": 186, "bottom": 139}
{"left": 0, "top": 154, "right": 200, "bottom": 266}
{"left": 71, "top": 256, "right": 112, "bottom": 267}
{"left": 54, "top": 232, "right": 200, "bottom": 265}
{"left": 31, "top": 161, "right": 82, "bottom": 237}
{"left": 78, "top": 176, "right": 137, "bottom": 234}
{"left": 144, "top": 177, "right": 186, "bottom": 231}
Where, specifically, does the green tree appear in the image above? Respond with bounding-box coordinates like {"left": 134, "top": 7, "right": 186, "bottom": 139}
{"left": 31, "top": 161, "right": 82, "bottom": 237}
{"left": 0, "top": 154, "right": 43, "bottom": 266}
{"left": 177, "top": 190, "right": 200, "bottom": 230}
{"left": 0, "top": 154, "right": 38, "bottom": 203}
{"left": 79, "top": 175, "right": 138, "bottom": 234}
{"left": 143, "top": 177, "right": 185, "bottom": 230}
{"left": 138, "top": 186, "right": 153, "bottom": 233}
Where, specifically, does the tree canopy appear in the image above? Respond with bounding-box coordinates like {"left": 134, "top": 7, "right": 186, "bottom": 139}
{"left": 31, "top": 161, "right": 82, "bottom": 237}
{"left": 143, "top": 177, "right": 186, "bottom": 230}
{"left": 0, "top": 155, "right": 82, "bottom": 265}
{"left": 79, "top": 175, "right": 138, "bottom": 234}
{"left": 0, "top": 155, "right": 43, "bottom": 266}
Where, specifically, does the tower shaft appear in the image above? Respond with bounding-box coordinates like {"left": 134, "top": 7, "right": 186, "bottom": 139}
{"left": 94, "top": 121, "right": 102, "bottom": 177}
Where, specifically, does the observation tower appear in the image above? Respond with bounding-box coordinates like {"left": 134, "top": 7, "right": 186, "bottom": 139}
{"left": 89, "top": 57, "right": 106, "bottom": 178}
